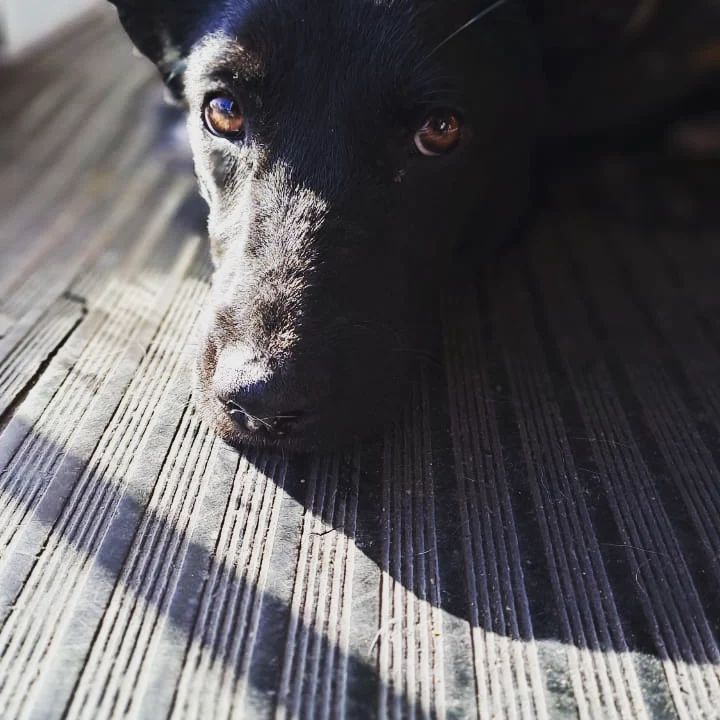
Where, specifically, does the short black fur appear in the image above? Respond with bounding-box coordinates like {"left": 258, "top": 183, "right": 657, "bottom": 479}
{"left": 108, "top": 0, "right": 543, "bottom": 449}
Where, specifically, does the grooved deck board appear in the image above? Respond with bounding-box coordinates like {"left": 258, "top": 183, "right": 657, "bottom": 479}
{"left": 1, "top": 6, "right": 720, "bottom": 719}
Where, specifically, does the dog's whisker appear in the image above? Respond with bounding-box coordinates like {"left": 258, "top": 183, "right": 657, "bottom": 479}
{"left": 248, "top": 413, "right": 273, "bottom": 428}
{"left": 225, "top": 400, "right": 274, "bottom": 429}
{"left": 425, "top": 0, "right": 511, "bottom": 60}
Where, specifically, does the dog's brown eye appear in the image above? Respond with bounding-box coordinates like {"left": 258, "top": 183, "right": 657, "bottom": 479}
{"left": 204, "top": 96, "right": 245, "bottom": 139}
{"left": 414, "top": 111, "right": 462, "bottom": 156}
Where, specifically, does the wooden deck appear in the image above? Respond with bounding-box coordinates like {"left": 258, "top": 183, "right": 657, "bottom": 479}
{"left": 2, "top": 7, "right": 720, "bottom": 719}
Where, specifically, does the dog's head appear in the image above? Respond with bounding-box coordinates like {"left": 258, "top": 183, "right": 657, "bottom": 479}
{"left": 109, "top": 0, "right": 542, "bottom": 450}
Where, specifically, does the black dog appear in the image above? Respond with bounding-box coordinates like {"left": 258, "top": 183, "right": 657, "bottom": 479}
{"left": 106, "top": 0, "right": 720, "bottom": 450}
{"left": 108, "top": 0, "right": 542, "bottom": 450}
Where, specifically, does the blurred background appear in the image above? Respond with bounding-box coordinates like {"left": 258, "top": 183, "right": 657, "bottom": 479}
{"left": 0, "top": 0, "right": 96, "bottom": 57}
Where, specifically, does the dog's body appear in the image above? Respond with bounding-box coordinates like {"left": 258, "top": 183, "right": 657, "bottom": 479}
{"left": 108, "top": 0, "right": 720, "bottom": 450}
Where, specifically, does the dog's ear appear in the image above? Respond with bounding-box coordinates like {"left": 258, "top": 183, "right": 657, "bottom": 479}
{"left": 107, "top": 1, "right": 215, "bottom": 101}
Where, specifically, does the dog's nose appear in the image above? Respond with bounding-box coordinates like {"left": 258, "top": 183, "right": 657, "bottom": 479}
{"left": 213, "top": 345, "right": 304, "bottom": 437}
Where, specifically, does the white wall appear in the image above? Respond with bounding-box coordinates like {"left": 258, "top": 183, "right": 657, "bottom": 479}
{"left": 0, "top": 0, "right": 98, "bottom": 57}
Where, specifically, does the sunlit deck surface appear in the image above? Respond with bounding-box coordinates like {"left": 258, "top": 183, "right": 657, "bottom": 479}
{"left": 1, "top": 7, "right": 720, "bottom": 719}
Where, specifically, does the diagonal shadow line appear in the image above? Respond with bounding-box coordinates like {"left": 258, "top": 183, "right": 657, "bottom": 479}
{"left": 0, "top": 420, "right": 415, "bottom": 719}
